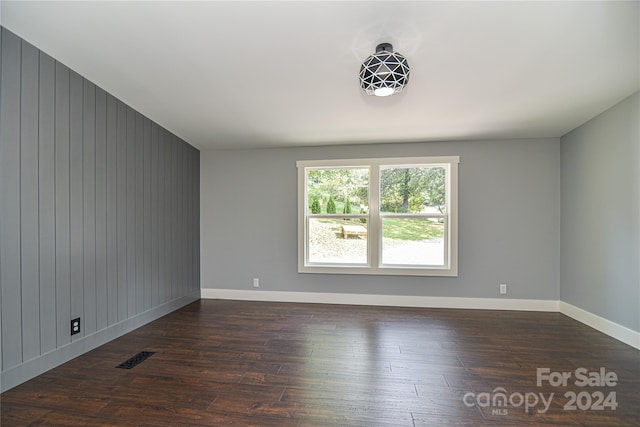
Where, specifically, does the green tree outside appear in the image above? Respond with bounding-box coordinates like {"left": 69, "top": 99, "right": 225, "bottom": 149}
{"left": 343, "top": 198, "right": 351, "bottom": 214}
{"left": 380, "top": 167, "right": 445, "bottom": 213}
{"left": 326, "top": 196, "right": 336, "bottom": 214}
{"left": 310, "top": 197, "right": 321, "bottom": 214}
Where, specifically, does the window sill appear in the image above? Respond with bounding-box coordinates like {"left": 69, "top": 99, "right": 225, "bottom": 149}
{"left": 298, "top": 265, "right": 458, "bottom": 277}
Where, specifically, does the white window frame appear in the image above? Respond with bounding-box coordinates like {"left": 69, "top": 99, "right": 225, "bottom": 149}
{"left": 297, "top": 156, "right": 459, "bottom": 277}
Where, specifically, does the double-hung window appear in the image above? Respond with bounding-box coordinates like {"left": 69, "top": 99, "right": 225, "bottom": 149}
{"left": 297, "top": 156, "right": 459, "bottom": 276}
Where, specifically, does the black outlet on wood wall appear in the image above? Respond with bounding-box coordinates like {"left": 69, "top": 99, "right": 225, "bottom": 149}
{"left": 71, "top": 318, "right": 81, "bottom": 335}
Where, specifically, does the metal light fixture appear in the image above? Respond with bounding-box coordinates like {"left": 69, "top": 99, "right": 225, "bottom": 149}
{"left": 359, "top": 43, "right": 410, "bottom": 97}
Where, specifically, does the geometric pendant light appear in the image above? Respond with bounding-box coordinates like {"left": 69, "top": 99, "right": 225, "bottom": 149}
{"left": 359, "top": 43, "right": 410, "bottom": 97}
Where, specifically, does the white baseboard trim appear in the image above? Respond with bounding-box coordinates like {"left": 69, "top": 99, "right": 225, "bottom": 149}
{"left": 200, "top": 288, "right": 559, "bottom": 312}
{"left": 559, "top": 301, "right": 640, "bottom": 350}
{"left": 0, "top": 292, "right": 200, "bottom": 393}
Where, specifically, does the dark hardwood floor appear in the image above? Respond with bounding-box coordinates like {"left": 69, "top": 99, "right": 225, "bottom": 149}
{"left": 2, "top": 299, "right": 639, "bottom": 426}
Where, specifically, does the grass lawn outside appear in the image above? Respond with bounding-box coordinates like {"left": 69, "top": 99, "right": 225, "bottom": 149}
{"left": 381, "top": 217, "right": 443, "bottom": 241}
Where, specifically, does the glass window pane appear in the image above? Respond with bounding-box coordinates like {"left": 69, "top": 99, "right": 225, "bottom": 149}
{"left": 307, "top": 168, "right": 369, "bottom": 215}
{"left": 380, "top": 166, "right": 446, "bottom": 214}
{"left": 308, "top": 218, "right": 368, "bottom": 264}
{"left": 381, "top": 217, "right": 445, "bottom": 266}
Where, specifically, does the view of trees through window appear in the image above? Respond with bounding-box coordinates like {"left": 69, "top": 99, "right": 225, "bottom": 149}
{"left": 380, "top": 166, "right": 446, "bottom": 266}
{"left": 380, "top": 166, "right": 445, "bottom": 214}
{"left": 305, "top": 165, "right": 447, "bottom": 266}
{"left": 307, "top": 168, "right": 369, "bottom": 215}
{"left": 306, "top": 168, "right": 369, "bottom": 264}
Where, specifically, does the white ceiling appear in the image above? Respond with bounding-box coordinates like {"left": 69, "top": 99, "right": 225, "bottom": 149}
{"left": 2, "top": 1, "right": 639, "bottom": 150}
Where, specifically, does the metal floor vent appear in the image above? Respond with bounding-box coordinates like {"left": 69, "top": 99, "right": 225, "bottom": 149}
{"left": 116, "top": 351, "right": 155, "bottom": 369}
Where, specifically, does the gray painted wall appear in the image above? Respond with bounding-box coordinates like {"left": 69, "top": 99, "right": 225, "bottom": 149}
{"left": 560, "top": 92, "right": 640, "bottom": 332}
{"left": 201, "top": 138, "right": 560, "bottom": 300}
{"left": 0, "top": 28, "right": 201, "bottom": 391}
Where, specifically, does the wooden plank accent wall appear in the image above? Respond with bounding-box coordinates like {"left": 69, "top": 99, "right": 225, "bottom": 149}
{"left": 0, "top": 27, "right": 200, "bottom": 390}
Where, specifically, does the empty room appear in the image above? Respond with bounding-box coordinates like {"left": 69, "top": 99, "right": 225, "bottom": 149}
{"left": 1, "top": 1, "right": 639, "bottom": 426}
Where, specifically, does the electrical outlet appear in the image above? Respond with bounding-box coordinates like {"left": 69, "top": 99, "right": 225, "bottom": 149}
{"left": 71, "top": 318, "right": 81, "bottom": 335}
{"left": 253, "top": 278, "right": 260, "bottom": 288}
{"left": 500, "top": 283, "right": 507, "bottom": 295}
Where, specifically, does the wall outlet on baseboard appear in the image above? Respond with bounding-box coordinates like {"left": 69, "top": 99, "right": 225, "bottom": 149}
{"left": 253, "top": 278, "right": 260, "bottom": 288}
{"left": 500, "top": 283, "right": 507, "bottom": 295}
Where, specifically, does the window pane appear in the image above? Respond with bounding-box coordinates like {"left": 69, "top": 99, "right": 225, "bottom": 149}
{"left": 308, "top": 218, "right": 368, "bottom": 264}
{"left": 381, "top": 217, "right": 444, "bottom": 266}
{"left": 307, "top": 168, "right": 369, "bottom": 215}
{"left": 380, "top": 166, "right": 446, "bottom": 214}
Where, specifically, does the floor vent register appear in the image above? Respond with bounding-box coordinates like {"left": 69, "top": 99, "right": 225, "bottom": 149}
{"left": 116, "top": 351, "right": 155, "bottom": 369}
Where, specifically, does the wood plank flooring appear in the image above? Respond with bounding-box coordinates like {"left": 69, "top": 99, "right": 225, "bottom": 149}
{"left": 2, "top": 300, "right": 639, "bottom": 426}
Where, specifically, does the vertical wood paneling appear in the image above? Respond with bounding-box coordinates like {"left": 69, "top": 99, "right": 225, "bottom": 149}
{"left": 105, "top": 94, "right": 118, "bottom": 326}
{"left": 182, "top": 144, "right": 190, "bottom": 295}
{"left": 95, "top": 87, "right": 108, "bottom": 331}
{"left": 179, "top": 141, "right": 185, "bottom": 294}
{"left": 179, "top": 140, "right": 185, "bottom": 295}
{"left": 20, "top": 40, "right": 41, "bottom": 361}
{"left": 171, "top": 135, "right": 182, "bottom": 299}
{"left": 1, "top": 26, "right": 3, "bottom": 373}
{"left": 1, "top": 27, "right": 3, "bottom": 372}
{"left": 0, "top": 28, "right": 23, "bottom": 369}
{"left": 54, "top": 62, "right": 71, "bottom": 348}
{"left": 163, "top": 130, "right": 171, "bottom": 303}
{"left": 1, "top": 29, "right": 200, "bottom": 390}
{"left": 180, "top": 139, "right": 185, "bottom": 296}
{"left": 157, "top": 128, "right": 167, "bottom": 303}
{"left": 157, "top": 129, "right": 164, "bottom": 303}
{"left": 38, "top": 51, "right": 57, "bottom": 354}
{"left": 126, "top": 107, "right": 136, "bottom": 317}
{"left": 168, "top": 133, "right": 176, "bottom": 301}
{"left": 191, "top": 148, "right": 198, "bottom": 291}
{"left": 183, "top": 145, "right": 189, "bottom": 293}
{"left": 143, "top": 118, "right": 152, "bottom": 310}
{"left": 186, "top": 147, "right": 194, "bottom": 292}
{"left": 69, "top": 71, "right": 84, "bottom": 339}
{"left": 174, "top": 138, "right": 182, "bottom": 298}
{"left": 135, "top": 112, "right": 144, "bottom": 314}
{"left": 193, "top": 150, "right": 201, "bottom": 291}
{"left": 116, "top": 100, "right": 127, "bottom": 321}
{"left": 183, "top": 145, "right": 189, "bottom": 295}
{"left": 150, "top": 123, "right": 159, "bottom": 306}
{"left": 83, "top": 80, "right": 97, "bottom": 335}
